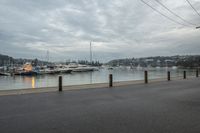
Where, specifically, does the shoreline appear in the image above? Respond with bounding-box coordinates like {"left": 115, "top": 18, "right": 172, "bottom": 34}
{"left": 0, "top": 75, "right": 197, "bottom": 96}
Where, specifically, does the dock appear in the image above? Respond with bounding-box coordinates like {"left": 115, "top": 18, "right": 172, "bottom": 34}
{"left": 0, "top": 78, "right": 200, "bottom": 133}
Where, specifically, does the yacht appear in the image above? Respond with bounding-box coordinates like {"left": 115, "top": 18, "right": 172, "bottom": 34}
{"left": 73, "top": 65, "right": 98, "bottom": 72}
{"left": 57, "top": 65, "right": 72, "bottom": 74}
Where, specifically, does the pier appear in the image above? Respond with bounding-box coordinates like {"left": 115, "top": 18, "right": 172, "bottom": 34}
{"left": 0, "top": 77, "right": 200, "bottom": 133}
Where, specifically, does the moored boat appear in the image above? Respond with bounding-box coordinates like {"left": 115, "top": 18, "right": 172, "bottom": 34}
{"left": 0, "top": 72, "right": 10, "bottom": 76}
{"left": 14, "top": 62, "right": 38, "bottom": 76}
{"left": 59, "top": 68, "right": 73, "bottom": 73}
{"left": 14, "top": 71, "right": 38, "bottom": 76}
{"left": 73, "top": 65, "right": 98, "bottom": 72}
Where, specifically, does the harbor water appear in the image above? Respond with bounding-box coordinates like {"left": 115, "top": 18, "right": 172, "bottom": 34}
{"left": 0, "top": 67, "right": 197, "bottom": 90}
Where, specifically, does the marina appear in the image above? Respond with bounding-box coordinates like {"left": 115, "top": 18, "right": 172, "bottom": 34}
{"left": 1, "top": 0, "right": 200, "bottom": 132}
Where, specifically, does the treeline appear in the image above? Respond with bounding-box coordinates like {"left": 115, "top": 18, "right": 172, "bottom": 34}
{"left": 66, "top": 60, "right": 102, "bottom": 66}
{"left": 0, "top": 54, "right": 49, "bottom": 66}
{"left": 0, "top": 54, "right": 14, "bottom": 66}
{"left": 107, "top": 55, "right": 200, "bottom": 68}
{"left": 0, "top": 54, "right": 102, "bottom": 67}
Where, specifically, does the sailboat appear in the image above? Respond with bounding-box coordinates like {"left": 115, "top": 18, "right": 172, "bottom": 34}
{"left": 73, "top": 41, "right": 99, "bottom": 72}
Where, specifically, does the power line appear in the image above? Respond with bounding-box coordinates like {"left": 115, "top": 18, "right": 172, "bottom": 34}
{"left": 186, "top": 0, "right": 200, "bottom": 17}
{"left": 154, "top": 0, "right": 196, "bottom": 26}
{"left": 140, "top": 0, "right": 190, "bottom": 27}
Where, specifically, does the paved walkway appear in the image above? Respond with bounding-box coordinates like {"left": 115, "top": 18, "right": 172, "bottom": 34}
{"left": 0, "top": 78, "right": 200, "bottom": 133}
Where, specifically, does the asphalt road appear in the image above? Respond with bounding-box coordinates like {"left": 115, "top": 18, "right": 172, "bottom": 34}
{"left": 0, "top": 78, "right": 200, "bottom": 133}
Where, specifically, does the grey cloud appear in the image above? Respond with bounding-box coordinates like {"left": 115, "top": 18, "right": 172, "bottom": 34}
{"left": 0, "top": 0, "right": 200, "bottom": 62}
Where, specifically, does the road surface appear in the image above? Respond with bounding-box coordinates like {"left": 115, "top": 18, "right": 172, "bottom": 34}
{"left": 0, "top": 78, "right": 200, "bottom": 133}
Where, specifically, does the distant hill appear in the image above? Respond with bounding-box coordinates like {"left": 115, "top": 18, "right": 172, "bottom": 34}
{"left": 0, "top": 54, "right": 48, "bottom": 66}
{"left": 0, "top": 54, "right": 101, "bottom": 66}
{"left": 107, "top": 55, "right": 200, "bottom": 68}
{"left": 0, "top": 54, "right": 14, "bottom": 66}
{"left": 1, "top": 54, "right": 200, "bottom": 68}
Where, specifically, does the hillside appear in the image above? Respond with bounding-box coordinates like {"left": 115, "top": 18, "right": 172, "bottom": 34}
{"left": 107, "top": 55, "right": 200, "bottom": 68}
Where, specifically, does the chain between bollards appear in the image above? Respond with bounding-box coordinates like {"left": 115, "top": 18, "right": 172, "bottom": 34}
{"left": 58, "top": 76, "right": 62, "bottom": 91}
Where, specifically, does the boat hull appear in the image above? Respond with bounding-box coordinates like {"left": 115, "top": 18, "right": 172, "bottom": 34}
{"left": 15, "top": 71, "right": 38, "bottom": 76}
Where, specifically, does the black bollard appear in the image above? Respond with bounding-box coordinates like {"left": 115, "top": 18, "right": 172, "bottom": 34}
{"left": 59, "top": 76, "right": 62, "bottom": 91}
{"left": 196, "top": 69, "right": 199, "bottom": 77}
{"left": 183, "top": 71, "right": 186, "bottom": 79}
{"left": 144, "top": 71, "right": 148, "bottom": 84}
{"left": 109, "top": 74, "right": 113, "bottom": 87}
{"left": 168, "top": 71, "right": 170, "bottom": 81}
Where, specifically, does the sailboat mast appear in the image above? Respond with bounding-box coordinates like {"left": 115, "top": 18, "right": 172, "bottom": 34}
{"left": 90, "top": 41, "right": 92, "bottom": 65}
{"left": 46, "top": 50, "right": 49, "bottom": 64}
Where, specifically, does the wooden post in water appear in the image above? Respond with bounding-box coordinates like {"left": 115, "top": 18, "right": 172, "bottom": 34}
{"left": 109, "top": 74, "right": 113, "bottom": 87}
{"left": 168, "top": 71, "right": 170, "bottom": 81}
{"left": 144, "top": 71, "right": 148, "bottom": 84}
{"left": 59, "top": 76, "right": 62, "bottom": 91}
{"left": 196, "top": 69, "right": 199, "bottom": 77}
{"left": 183, "top": 71, "right": 186, "bottom": 79}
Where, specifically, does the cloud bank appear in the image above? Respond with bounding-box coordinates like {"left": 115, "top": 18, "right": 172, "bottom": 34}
{"left": 0, "top": 0, "right": 200, "bottom": 62}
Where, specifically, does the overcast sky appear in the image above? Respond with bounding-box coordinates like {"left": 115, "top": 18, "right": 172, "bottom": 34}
{"left": 0, "top": 0, "right": 200, "bottom": 62}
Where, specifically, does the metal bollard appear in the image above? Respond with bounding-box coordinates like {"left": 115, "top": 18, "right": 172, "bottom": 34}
{"left": 109, "top": 74, "right": 113, "bottom": 87}
{"left": 196, "top": 69, "right": 199, "bottom": 77}
{"left": 168, "top": 71, "right": 170, "bottom": 81}
{"left": 59, "top": 76, "right": 62, "bottom": 91}
{"left": 183, "top": 71, "right": 186, "bottom": 79}
{"left": 144, "top": 71, "right": 148, "bottom": 84}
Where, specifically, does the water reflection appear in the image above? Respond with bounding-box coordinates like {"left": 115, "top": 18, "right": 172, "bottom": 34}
{"left": 90, "top": 72, "right": 92, "bottom": 84}
{"left": 32, "top": 77, "right": 35, "bottom": 89}
{"left": 21, "top": 76, "right": 36, "bottom": 89}
{"left": 0, "top": 68, "right": 197, "bottom": 90}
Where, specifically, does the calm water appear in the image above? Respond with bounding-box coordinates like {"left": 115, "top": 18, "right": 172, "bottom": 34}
{"left": 0, "top": 67, "right": 197, "bottom": 90}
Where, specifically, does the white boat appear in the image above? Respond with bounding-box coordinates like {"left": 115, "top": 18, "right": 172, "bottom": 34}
{"left": 156, "top": 66, "right": 161, "bottom": 69}
{"left": 0, "top": 67, "right": 4, "bottom": 70}
{"left": 0, "top": 72, "right": 10, "bottom": 76}
{"left": 59, "top": 67, "right": 72, "bottom": 73}
{"left": 73, "top": 65, "right": 98, "bottom": 72}
{"left": 172, "top": 66, "right": 177, "bottom": 69}
{"left": 108, "top": 67, "right": 113, "bottom": 70}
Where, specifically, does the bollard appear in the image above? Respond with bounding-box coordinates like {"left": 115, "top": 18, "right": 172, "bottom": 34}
{"left": 144, "top": 71, "right": 148, "bottom": 84}
{"left": 58, "top": 76, "right": 62, "bottom": 91}
{"left": 196, "top": 69, "right": 199, "bottom": 77}
{"left": 183, "top": 71, "right": 186, "bottom": 79}
{"left": 168, "top": 71, "right": 170, "bottom": 81}
{"left": 109, "top": 74, "right": 113, "bottom": 87}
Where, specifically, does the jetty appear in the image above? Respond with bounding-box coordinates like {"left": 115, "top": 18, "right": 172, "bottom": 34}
{"left": 0, "top": 77, "right": 200, "bottom": 133}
